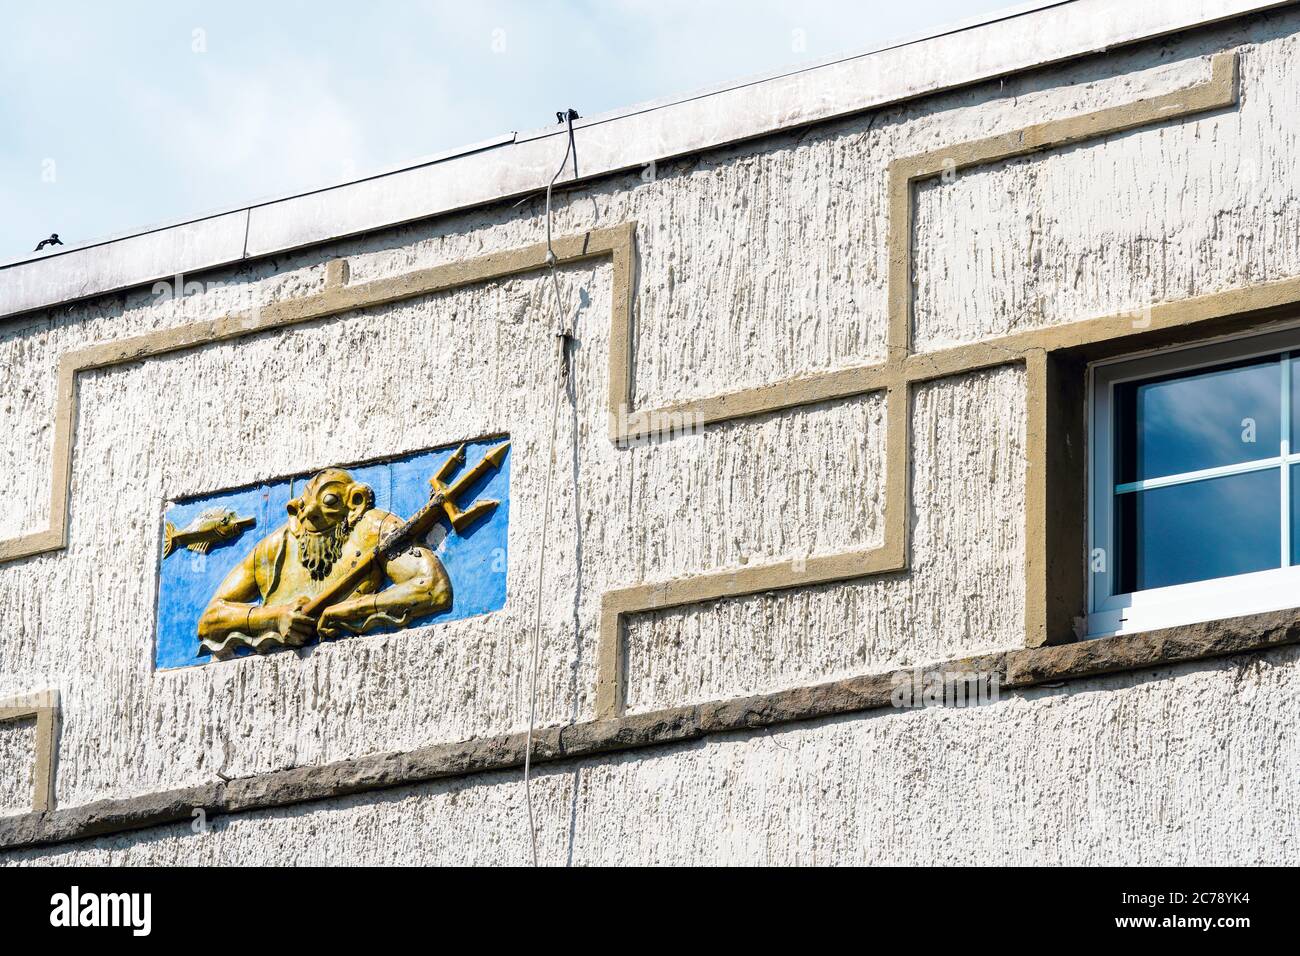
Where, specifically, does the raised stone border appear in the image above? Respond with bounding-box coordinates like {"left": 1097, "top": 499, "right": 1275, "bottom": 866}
{"left": 3, "top": 609, "right": 1295, "bottom": 853}
{"left": 0, "top": 691, "right": 59, "bottom": 815}
{"left": 0, "top": 224, "right": 634, "bottom": 566}
{"left": 595, "top": 50, "right": 1247, "bottom": 717}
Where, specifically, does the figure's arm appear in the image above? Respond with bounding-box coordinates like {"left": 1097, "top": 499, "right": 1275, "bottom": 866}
{"left": 198, "top": 550, "right": 315, "bottom": 648}
{"left": 317, "top": 541, "right": 451, "bottom": 638}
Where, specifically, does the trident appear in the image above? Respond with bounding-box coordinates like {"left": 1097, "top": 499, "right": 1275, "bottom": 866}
{"left": 430, "top": 440, "right": 511, "bottom": 532}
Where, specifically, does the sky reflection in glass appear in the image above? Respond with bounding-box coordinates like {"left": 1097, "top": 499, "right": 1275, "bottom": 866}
{"left": 1115, "top": 356, "right": 1280, "bottom": 483}
{"left": 1292, "top": 354, "right": 1300, "bottom": 448}
{"left": 1116, "top": 468, "right": 1280, "bottom": 592}
{"left": 1293, "top": 463, "right": 1300, "bottom": 568}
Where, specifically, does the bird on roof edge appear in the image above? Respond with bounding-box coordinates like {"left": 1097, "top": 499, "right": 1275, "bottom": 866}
{"left": 34, "top": 233, "right": 63, "bottom": 251}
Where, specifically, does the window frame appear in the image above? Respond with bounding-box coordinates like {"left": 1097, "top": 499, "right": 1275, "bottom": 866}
{"left": 1088, "top": 325, "right": 1300, "bottom": 638}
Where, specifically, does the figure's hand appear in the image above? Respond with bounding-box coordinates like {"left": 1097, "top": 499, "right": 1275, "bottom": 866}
{"left": 317, "top": 602, "right": 358, "bottom": 640}
{"left": 268, "top": 599, "right": 315, "bottom": 646}
{"left": 317, "top": 597, "right": 391, "bottom": 639}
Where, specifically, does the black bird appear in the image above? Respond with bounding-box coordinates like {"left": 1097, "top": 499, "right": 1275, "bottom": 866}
{"left": 34, "top": 233, "right": 62, "bottom": 251}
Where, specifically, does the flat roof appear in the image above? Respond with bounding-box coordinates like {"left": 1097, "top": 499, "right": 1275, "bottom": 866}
{"left": 1, "top": 0, "right": 1290, "bottom": 320}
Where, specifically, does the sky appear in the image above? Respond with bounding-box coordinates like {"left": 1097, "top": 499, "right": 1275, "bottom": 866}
{"left": 1, "top": 0, "right": 1025, "bottom": 261}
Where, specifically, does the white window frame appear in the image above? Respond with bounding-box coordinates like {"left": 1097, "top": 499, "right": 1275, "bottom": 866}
{"left": 1088, "top": 325, "right": 1300, "bottom": 638}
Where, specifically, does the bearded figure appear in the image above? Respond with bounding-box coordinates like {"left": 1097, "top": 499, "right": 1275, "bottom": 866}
{"left": 197, "top": 468, "right": 451, "bottom": 659}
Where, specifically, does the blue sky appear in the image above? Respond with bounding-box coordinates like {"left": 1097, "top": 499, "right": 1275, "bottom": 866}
{"left": 1, "top": 0, "right": 1018, "bottom": 260}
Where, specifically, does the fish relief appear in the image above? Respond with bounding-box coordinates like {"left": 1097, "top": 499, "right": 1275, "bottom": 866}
{"left": 163, "top": 507, "right": 256, "bottom": 558}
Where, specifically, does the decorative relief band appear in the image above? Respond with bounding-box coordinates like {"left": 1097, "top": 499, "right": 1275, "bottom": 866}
{"left": 156, "top": 440, "right": 511, "bottom": 669}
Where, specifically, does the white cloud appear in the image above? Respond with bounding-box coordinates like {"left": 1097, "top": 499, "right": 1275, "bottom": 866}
{"left": 1, "top": 0, "right": 1016, "bottom": 255}
{"left": 130, "top": 57, "right": 370, "bottom": 205}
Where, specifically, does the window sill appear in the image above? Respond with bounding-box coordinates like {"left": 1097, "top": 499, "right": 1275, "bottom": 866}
{"left": 1088, "top": 566, "right": 1300, "bottom": 638}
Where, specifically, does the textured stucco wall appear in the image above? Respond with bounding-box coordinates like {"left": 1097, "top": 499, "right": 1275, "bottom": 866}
{"left": 912, "top": 24, "right": 1300, "bottom": 352}
{"left": 3, "top": 10, "right": 1300, "bottom": 863}
{"left": 0, "top": 720, "right": 35, "bottom": 818}
{"left": 625, "top": 367, "right": 1023, "bottom": 714}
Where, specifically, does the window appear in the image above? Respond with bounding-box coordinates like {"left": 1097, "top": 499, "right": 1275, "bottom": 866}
{"left": 1089, "top": 328, "right": 1300, "bottom": 636}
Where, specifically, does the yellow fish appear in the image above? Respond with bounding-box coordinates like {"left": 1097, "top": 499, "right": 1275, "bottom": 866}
{"left": 163, "top": 508, "right": 256, "bottom": 558}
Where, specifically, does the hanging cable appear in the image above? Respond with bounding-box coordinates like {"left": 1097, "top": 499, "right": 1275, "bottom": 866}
{"left": 522, "top": 107, "right": 579, "bottom": 867}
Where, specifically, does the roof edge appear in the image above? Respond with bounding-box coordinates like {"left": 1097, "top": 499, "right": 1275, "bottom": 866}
{"left": 2, "top": 0, "right": 1292, "bottom": 320}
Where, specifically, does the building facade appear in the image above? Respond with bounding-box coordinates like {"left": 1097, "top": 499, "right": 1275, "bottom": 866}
{"left": 2, "top": 0, "right": 1298, "bottom": 864}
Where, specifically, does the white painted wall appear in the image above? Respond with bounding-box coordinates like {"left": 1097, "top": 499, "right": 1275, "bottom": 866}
{"left": 913, "top": 24, "right": 1300, "bottom": 351}
{"left": 9, "top": 647, "right": 1299, "bottom": 865}
{"left": 3, "top": 8, "right": 1299, "bottom": 863}
{"left": 0, "top": 720, "right": 36, "bottom": 818}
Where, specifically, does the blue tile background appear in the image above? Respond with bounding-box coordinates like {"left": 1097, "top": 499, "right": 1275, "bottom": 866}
{"left": 154, "top": 438, "right": 510, "bottom": 670}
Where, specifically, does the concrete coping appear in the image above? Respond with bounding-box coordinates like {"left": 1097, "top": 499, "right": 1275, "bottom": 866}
{"left": 1, "top": 609, "right": 1294, "bottom": 853}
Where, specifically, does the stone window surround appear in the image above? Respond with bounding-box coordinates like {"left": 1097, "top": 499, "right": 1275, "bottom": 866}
{"left": 1088, "top": 327, "right": 1300, "bottom": 636}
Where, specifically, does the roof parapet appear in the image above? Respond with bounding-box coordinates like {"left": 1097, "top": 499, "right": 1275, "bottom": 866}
{"left": 1, "top": 0, "right": 1290, "bottom": 320}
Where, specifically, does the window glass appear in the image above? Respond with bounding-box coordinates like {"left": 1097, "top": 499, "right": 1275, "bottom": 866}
{"left": 1292, "top": 463, "right": 1300, "bottom": 568}
{"left": 1115, "top": 468, "right": 1280, "bottom": 592}
{"left": 1114, "top": 355, "right": 1280, "bottom": 484}
{"left": 1292, "top": 354, "right": 1300, "bottom": 449}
